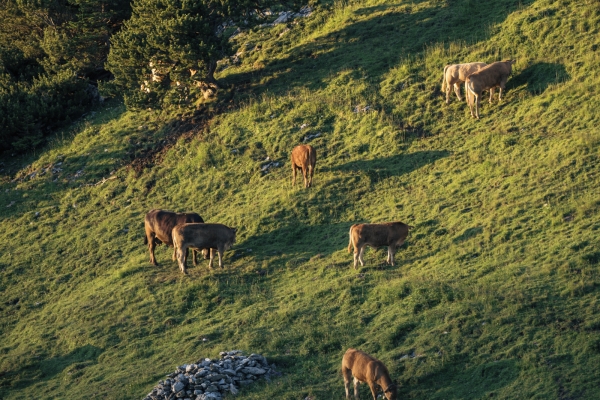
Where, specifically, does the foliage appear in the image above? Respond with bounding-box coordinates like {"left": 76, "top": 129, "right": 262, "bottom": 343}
{"left": 0, "top": 0, "right": 130, "bottom": 153}
{"left": 1, "top": 0, "right": 600, "bottom": 399}
{"left": 105, "top": 0, "right": 305, "bottom": 108}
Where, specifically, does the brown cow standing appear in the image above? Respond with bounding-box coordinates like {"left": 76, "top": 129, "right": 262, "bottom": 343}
{"left": 465, "top": 59, "right": 516, "bottom": 119}
{"left": 347, "top": 222, "right": 411, "bottom": 269}
{"left": 291, "top": 144, "right": 316, "bottom": 188}
{"left": 441, "top": 62, "right": 488, "bottom": 103}
{"left": 172, "top": 223, "right": 237, "bottom": 274}
{"left": 144, "top": 209, "right": 206, "bottom": 266}
{"left": 342, "top": 348, "right": 397, "bottom": 400}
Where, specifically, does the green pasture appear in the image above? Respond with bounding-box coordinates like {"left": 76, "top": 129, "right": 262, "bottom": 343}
{"left": 1, "top": 0, "right": 599, "bottom": 398}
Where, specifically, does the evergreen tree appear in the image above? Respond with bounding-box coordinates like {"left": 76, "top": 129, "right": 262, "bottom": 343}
{"left": 106, "top": 0, "right": 302, "bottom": 108}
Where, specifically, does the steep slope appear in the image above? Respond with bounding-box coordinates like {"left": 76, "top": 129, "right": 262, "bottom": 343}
{"left": 1, "top": 0, "right": 599, "bottom": 399}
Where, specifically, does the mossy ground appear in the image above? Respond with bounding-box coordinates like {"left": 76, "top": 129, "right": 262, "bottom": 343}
{"left": 1, "top": 0, "right": 600, "bottom": 398}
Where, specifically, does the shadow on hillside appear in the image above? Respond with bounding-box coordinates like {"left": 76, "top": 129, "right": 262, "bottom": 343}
{"left": 401, "top": 358, "right": 519, "bottom": 399}
{"left": 508, "top": 62, "right": 570, "bottom": 93}
{"left": 223, "top": 0, "right": 535, "bottom": 93}
{"left": 328, "top": 150, "right": 451, "bottom": 183}
{"left": 0, "top": 344, "right": 103, "bottom": 392}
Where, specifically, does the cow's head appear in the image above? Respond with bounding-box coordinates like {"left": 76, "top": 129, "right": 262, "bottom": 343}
{"left": 383, "top": 383, "right": 398, "bottom": 400}
{"left": 225, "top": 227, "right": 237, "bottom": 250}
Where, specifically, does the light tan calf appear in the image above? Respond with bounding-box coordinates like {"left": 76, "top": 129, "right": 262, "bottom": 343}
{"left": 342, "top": 348, "right": 397, "bottom": 400}
{"left": 442, "top": 62, "right": 488, "bottom": 103}
{"left": 348, "top": 222, "right": 411, "bottom": 269}
{"left": 466, "top": 59, "right": 516, "bottom": 118}
{"left": 291, "top": 144, "right": 316, "bottom": 188}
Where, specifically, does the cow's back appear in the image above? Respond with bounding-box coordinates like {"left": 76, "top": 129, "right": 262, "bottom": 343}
{"left": 145, "top": 209, "right": 203, "bottom": 245}
{"left": 174, "top": 223, "right": 235, "bottom": 249}
{"left": 342, "top": 348, "right": 386, "bottom": 383}
{"left": 468, "top": 60, "right": 514, "bottom": 89}
{"left": 457, "top": 62, "right": 487, "bottom": 80}
{"left": 352, "top": 222, "right": 409, "bottom": 247}
{"left": 291, "top": 145, "right": 316, "bottom": 167}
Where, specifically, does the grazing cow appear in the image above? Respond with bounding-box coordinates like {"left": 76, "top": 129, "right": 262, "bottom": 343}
{"left": 342, "top": 348, "right": 397, "bottom": 400}
{"left": 347, "top": 222, "right": 411, "bottom": 269}
{"left": 291, "top": 144, "right": 316, "bottom": 188}
{"left": 172, "top": 223, "right": 237, "bottom": 274}
{"left": 144, "top": 209, "right": 207, "bottom": 266}
{"left": 441, "top": 62, "right": 488, "bottom": 103}
{"left": 465, "top": 59, "right": 517, "bottom": 119}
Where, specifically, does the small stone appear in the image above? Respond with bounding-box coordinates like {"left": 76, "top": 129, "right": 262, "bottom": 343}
{"left": 173, "top": 381, "right": 186, "bottom": 393}
{"left": 242, "top": 367, "right": 266, "bottom": 375}
{"left": 230, "top": 383, "right": 238, "bottom": 395}
{"left": 205, "top": 385, "right": 219, "bottom": 392}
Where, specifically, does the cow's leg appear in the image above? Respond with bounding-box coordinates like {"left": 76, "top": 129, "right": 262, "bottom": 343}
{"left": 192, "top": 249, "right": 198, "bottom": 266}
{"left": 292, "top": 165, "right": 297, "bottom": 186}
{"left": 453, "top": 82, "right": 462, "bottom": 101}
{"left": 368, "top": 382, "right": 379, "bottom": 400}
{"left": 342, "top": 368, "right": 352, "bottom": 399}
{"left": 177, "top": 245, "right": 188, "bottom": 274}
{"left": 353, "top": 248, "right": 359, "bottom": 270}
{"left": 217, "top": 246, "right": 224, "bottom": 269}
{"left": 354, "top": 377, "right": 360, "bottom": 399}
{"left": 302, "top": 166, "right": 309, "bottom": 188}
{"left": 386, "top": 247, "right": 392, "bottom": 265}
{"left": 308, "top": 164, "right": 314, "bottom": 187}
{"left": 445, "top": 83, "right": 451, "bottom": 104}
{"left": 208, "top": 248, "right": 214, "bottom": 269}
{"left": 475, "top": 93, "right": 481, "bottom": 119}
{"left": 388, "top": 245, "right": 396, "bottom": 266}
{"left": 498, "top": 85, "right": 504, "bottom": 102}
{"left": 148, "top": 233, "right": 158, "bottom": 265}
{"left": 358, "top": 246, "right": 366, "bottom": 267}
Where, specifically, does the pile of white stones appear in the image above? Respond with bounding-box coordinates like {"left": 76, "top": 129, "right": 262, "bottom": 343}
{"left": 143, "top": 351, "right": 278, "bottom": 400}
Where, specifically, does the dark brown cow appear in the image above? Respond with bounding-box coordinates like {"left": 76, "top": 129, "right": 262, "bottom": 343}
{"left": 291, "top": 144, "right": 316, "bottom": 188}
{"left": 441, "top": 62, "right": 487, "bottom": 103}
{"left": 465, "top": 59, "right": 516, "bottom": 119}
{"left": 342, "top": 348, "right": 397, "bottom": 400}
{"left": 172, "top": 223, "right": 237, "bottom": 274}
{"left": 144, "top": 209, "right": 206, "bottom": 266}
{"left": 347, "top": 222, "right": 411, "bottom": 269}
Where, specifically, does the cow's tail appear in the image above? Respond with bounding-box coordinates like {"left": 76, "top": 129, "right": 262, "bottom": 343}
{"left": 347, "top": 226, "right": 354, "bottom": 253}
{"left": 441, "top": 65, "right": 449, "bottom": 92}
{"left": 144, "top": 235, "right": 148, "bottom": 245}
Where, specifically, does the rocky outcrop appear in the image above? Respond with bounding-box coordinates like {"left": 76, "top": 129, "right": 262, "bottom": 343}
{"left": 143, "top": 351, "right": 280, "bottom": 400}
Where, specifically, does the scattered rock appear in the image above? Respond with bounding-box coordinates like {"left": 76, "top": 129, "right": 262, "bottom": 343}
{"left": 143, "top": 351, "right": 278, "bottom": 400}
{"left": 353, "top": 105, "right": 371, "bottom": 113}
{"left": 303, "top": 132, "right": 321, "bottom": 142}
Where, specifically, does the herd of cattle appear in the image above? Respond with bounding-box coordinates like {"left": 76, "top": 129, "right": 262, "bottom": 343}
{"left": 142, "top": 60, "right": 516, "bottom": 398}
{"left": 442, "top": 59, "right": 516, "bottom": 118}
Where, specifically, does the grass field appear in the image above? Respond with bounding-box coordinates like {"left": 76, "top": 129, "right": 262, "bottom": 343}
{"left": 1, "top": 0, "right": 600, "bottom": 398}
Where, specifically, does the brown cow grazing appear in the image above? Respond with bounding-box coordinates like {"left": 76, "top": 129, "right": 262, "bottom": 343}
{"left": 172, "top": 223, "right": 237, "bottom": 274}
{"left": 348, "top": 222, "right": 411, "bottom": 269}
{"left": 441, "top": 62, "right": 488, "bottom": 103}
{"left": 291, "top": 144, "right": 316, "bottom": 188}
{"left": 465, "top": 59, "right": 517, "bottom": 119}
{"left": 342, "top": 348, "right": 397, "bottom": 400}
{"left": 144, "top": 209, "right": 207, "bottom": 266}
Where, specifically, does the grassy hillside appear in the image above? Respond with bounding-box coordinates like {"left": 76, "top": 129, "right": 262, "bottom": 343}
{"left": 1, "top": 0, "right": 600, "bottom": 398}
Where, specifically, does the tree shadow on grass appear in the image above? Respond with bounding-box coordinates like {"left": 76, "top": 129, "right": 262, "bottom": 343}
{"left": 327, "top": 150, "right": 451, "bottom": 184}
{"left": 508, "top": 62, "right": 570, "bottom": 93}
{"left": 0, "top": 344, "right": 103, "bottom": 394}
{"left": 223, "top": 0, "right": 536, "bottom": 95}
{"left": 402, "top": 358, "right": 519, "bottom": 399}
